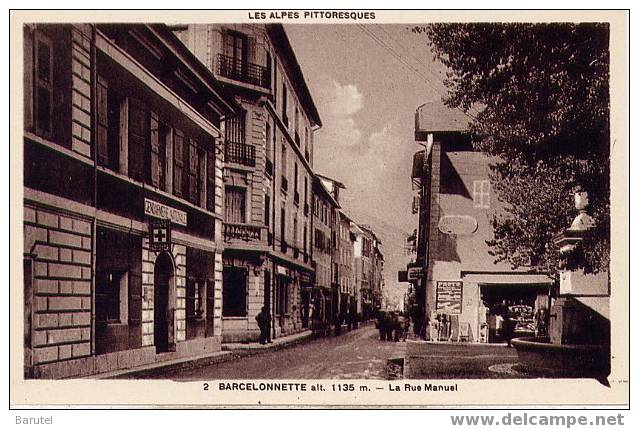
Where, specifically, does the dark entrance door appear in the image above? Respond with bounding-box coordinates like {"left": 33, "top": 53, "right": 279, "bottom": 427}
{"left": 154, "top": 253, "right": 173, "bottom": 353}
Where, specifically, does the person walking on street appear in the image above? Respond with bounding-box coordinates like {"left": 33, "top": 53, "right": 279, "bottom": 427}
{"left": 255, "top": 306, "right": 272, "bottom": 345}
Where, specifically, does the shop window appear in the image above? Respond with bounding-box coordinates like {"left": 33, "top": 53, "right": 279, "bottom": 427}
{"left": 225, "top": 186, "right": 246, "bottom": 224}
{"left": 96, "top": 270, "right": 128, "bottom": 323}
{"left": 222, "top": 266, "right": 247, "bottom": 317}
{"left": 276, "top": 276, "right": 289, "bottom": 316}
{"left": 473, "top": 180, "right": 491, "bottom": 208}
{"left": 186, "top": 279, "right": 206, "bottom": 320}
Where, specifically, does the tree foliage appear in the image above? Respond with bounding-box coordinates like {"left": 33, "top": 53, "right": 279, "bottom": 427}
{"left": 425, "top": 23, "right": 610, "bottom": 275}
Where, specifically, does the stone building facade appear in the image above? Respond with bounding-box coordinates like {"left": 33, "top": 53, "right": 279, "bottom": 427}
{"left": 23, "top": 23, "right": 236, "bottom": 378}
{"left": 412, "top": 101, "right": 552, "bottom": 343}
{"left": 175, "top": 24, "right": 321, "bottom": 342}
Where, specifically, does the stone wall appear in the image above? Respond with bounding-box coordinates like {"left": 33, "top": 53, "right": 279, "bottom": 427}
{"left": 24, "top": 203, "right": 93, "bottom": 370}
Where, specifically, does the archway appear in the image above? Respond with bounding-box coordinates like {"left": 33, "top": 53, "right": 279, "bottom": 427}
{"left": 154, "top": 252, "right": 175, "bottom": 352}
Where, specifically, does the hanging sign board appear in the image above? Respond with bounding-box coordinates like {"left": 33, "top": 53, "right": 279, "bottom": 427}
{"left": 149, "top": 219, "right": 171, "bottom": 252}
{"left": 407, "top": 267, "right": 424, "bottom": 280}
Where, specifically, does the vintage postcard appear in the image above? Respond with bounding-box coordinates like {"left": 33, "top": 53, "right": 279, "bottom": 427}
{"left": 9, "top": 9, "right": 629, "bottom": 408}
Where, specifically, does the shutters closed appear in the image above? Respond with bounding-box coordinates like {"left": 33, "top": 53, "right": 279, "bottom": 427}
{"left": 128, "top": 99, "right": 149, "bottom": 183}
{"left": 225, "top": 187, "right": 246, "bottom": 224}
{"left": 173, "top": 130, "right": 184, "bottom": 197}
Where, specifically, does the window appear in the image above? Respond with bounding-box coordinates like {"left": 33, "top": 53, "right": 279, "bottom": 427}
{"left": 225, "top": 186, "right": 246, "bottom": 223}
{"left": 264, "top": 194, "right": 271, "bottom": 227}
{"left": 282, "top": 84, "right": 288, "bottom": 125}
{"left": 222, "top": 266, "right": 247, "bottom": 317}
{"left": 186, "top": 279, "right": 206, "bottom": 320}
{"left": 34, "top": 32, "right": 53, "bottom": 137}
{"left": 281, "top": 144, "right": 287, "bottom": 177}
{"left": 226, "top": 111, "right": 245, "bottom": 144}
{"left": 223, "top": 30, "right": 247, "bottom": 72}
{"left": 96, "top": 270, "right": 128, "bottom": 323}
{"left": 280, "top": 208, "right": 286, "bottom": 246}
{"left": 473, "top": 180, "right": 491, "bottom": 208}
{"left": 276, "top": 276, "right": 289, "bottom": 316}
{"left": 293, "top": 217, "right": 298, "bottom": 248}
{"left": 294, "top": 162, "right": 299, "bottom": 203}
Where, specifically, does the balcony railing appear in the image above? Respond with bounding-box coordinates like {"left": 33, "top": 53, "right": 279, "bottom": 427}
{"left": 280, "top": 240, "right": 288, "bottom": 253}
{"left": 217, "top": 54, "right": 270, "bottom": 89}
{"left": 224, "top": 222, "right": 262, "bottom": 242}
{"left": 281, "top": 176, "right": 288, "bottom": 193}
{"left": 265, "top": 158, "right": 273, "bottom": 176}
{"left": 225, "top": 141, "right": 256, "bottom": 167}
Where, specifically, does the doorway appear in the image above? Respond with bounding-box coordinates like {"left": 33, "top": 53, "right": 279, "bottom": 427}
{"left": 154, "top": 252, "right": 175, "bottom": 353}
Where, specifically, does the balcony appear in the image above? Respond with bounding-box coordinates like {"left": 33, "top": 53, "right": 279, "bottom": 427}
{"left": 281, "top": 176, "right": 288, "bottom": 193}
{"left": 225, "top": 141, "right": 256, "bottom": 167}
{"left": 265, "top": 158, "right": 273, "bottom": 176}
{"left": 280, "top": 240, "right": 288, "bottom": 253}
{"left": 224, "top": 222, "right": 262, "bottom": 242}
{"left": 217, "top": 54, "right": 270, "bottom": 89}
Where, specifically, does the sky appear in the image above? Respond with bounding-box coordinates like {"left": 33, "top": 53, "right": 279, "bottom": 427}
{"left": 285, "top": 24, "right": 450, "bottom": 306}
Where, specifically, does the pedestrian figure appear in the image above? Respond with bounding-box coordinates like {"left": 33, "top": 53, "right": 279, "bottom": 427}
{"left": 255, "top": 306, "right": 272, "bottom": 345}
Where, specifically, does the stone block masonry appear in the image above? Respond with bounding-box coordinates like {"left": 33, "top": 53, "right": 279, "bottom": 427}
{"left": 24, "top": 204, "right": 93, "bottom": 366}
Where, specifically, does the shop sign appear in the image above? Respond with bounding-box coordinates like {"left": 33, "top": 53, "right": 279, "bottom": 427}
{"left": 436, "top": 280, "right": 463, "bottom": 314}
{"left": 276, "top": 265, "right": 290, "bottom": 277}
{"left": 144, "top": 198, "right": 187, "bottom": 226}
{"left": 149, "top": 218, "right": 171, "bottom": 252}
{"left": 407, "top": 267, "right": 423, "bottom": 280}
{"left": 300, "top": 271, "right": 314, "bottom": 285}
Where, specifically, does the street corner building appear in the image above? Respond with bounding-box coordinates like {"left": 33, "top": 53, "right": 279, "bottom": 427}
{"left": 22, "top": 23, "right": 237, "bottom": 378}
{"left": 407, "top": 101, "right": 553, "bottom": 344}
{"left": 174, "top": 24, "right": 321, "bottom": 342}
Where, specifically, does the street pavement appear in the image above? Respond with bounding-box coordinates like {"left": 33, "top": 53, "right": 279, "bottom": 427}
{"left": 121, "top": 324, "right": 404, "bottom": 380}
{"left": 404, "top": 341, "right": 532, "bottom": 379}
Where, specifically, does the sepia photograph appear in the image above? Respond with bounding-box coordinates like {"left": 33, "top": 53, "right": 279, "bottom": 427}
{"left": 9, "top": 9, "right": 629, "bottom": 408}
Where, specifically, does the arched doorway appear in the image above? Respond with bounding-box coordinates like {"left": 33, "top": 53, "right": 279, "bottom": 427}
{"left": 154, "top": 252, "right": 175, "bottom": 353}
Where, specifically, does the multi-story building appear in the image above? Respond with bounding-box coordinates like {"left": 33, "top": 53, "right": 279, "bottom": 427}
{"left": 337, "top": 210, "right": 357, "bottom": 320}
{"left": 412, "top": 101, "right": 553, "bottom": 343}
{"left": 175, "top": 24, "right": 321, "bottom": 341}
{"left": 312, "top": 176, "right": 340, "bottom": 330}
{"left": 23, "top": 24, "right": 237, "bottom": 378}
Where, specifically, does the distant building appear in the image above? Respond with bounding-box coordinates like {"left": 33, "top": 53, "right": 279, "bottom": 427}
{"left": 412, "top": 101, "right": 552, "bottom": 343}
{"left": 175, "top": 24, "right": 321, "bottom": 341}
{"left": 23, "top": 24, "right": 237, "bottom": 378}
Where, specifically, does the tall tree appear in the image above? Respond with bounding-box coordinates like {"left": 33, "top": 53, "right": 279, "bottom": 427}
{"left": 424, "top": 23, "right": 610, "bottom": 275}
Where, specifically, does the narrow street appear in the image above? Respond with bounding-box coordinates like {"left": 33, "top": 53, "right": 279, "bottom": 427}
{"left": 122, "top": 324, "right": 404, "bottom": 381}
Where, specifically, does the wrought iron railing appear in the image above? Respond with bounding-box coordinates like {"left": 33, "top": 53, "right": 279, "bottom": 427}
{"left": 225, "top": 141, "right": 256, "bottom": 167}
{"left": 217, "top": 54, "right": 270, "bottom": 89}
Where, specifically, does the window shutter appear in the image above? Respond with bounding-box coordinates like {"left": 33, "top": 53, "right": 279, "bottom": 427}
{"left": 198, "top": 149, "right": 206, "bottom": 208}
{"left": 128, "top": 99, "right": 148, "bottom": 182}
{"left": 96, "top": 76, "right": 109, "bottom": 166}
{"left": 34, "top": 32, "right": 53, "bottom": 138}
{"left": 206, "top": 150, "right": 216, "bottom": 211}
{"left": 189, "top": 141, "right": 198, "bottom": 203}
{"left": 247, "top": 36, "right": 257, "bottom": 63}
{"left": 128, "top": 270, "right": 142, "bottom": 325}
{"left": 173, "top": 130, "right": 184, "bottom": 197}
{"left": 150, "top": 112, "right": 160, "bottom": 187}
{"left": 205, "top": 278, "right": 215, "bottom": 336}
